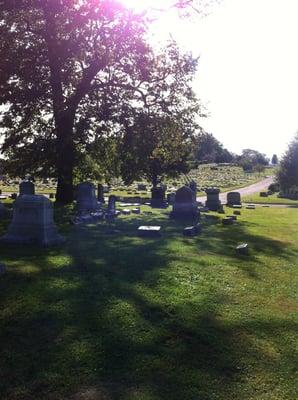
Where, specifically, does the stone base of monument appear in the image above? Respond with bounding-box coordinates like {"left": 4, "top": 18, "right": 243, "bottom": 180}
{"left": 222, "top": 217, "right": 234, "bottom": 225}
{"left": 232, "top": 204, "right": 242, "bottom": 209}
{"left": 205, "top": 201, "right": 221, "bottom": 212}
{"left": 236, "top": 243, "right": 249, "bottom": 255}
{"left": 183, "top": 224, "right": 202, "bottom": 237}
{"left": 0, "top": 195, "right": 65, "bottom": 246}
{"left": 138, "top": 226, "right": 161, "bottom": 237}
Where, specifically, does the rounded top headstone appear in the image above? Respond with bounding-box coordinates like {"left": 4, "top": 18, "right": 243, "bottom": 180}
{"left": 175, "top": 186, "right": 194, "bottom": 202}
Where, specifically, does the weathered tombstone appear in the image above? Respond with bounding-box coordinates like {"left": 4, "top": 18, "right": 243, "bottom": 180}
{"left": 137, "top": 183, "right": 147, "bottom": 191}
{"left": 76, "top": 182, "right": 99, "bottom": 212}
{"left": 222, "top": 217, "right": 234, "bottom": 225}
{"left": 151, "top": 186, "right": 166, "bottom": 208}
{"left": 0, "top": 195, "right": 64, "bottom": 246}
{"left": 236, "top": 243, "right": 249, "bottom": 255}
{"left": 107, "top": 195, "right": 117, "bottom": 215}
{"left": 227, "top": 192, "right": 241, "bottom": 206}
{"left": 183, "top": 223, "right": 202, "bottom": 237}
{"left": 205, "top": 188, "right": 221, "bottom": 211}
{"left": 189, "top": 180, "right": 197, "bottom": 199}
{"left": 97, "top": 184, "right": 105, "bottom": 203}
{"left": 19, "top": 180, "right": 35, "bottom": 196}
{"left": 171, "top": 186, "right": 199, "bottom": 219}
{"left": 138, "top": 226, "right": 161, "bottom": 237}
{"left": 260, "top": 192, "right": 268, "bottom": 197}
{"left": 122, "top": 209, "right": 131, "bottom": 215}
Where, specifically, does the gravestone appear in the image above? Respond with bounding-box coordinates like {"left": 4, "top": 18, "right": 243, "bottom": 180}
{"left": 19, "top": 180, "right": 35, "bottom": 196}
{"left": 205, "top": 188, "right": 221, "bottom": 211}
{"left": 260, "top": 192, "right": 268, "bottom": 197}
{"left": 97, "top": 184, "right": 105, "bottom": 203}
{"left": 189, "top": 180, "right": 197, "bottom": 199}
{"left": 122, "top": 209, "right": 131, "bottom": 215}
{"left": 137, "top": 184, "right": 147, "bottom": 191}
{"left": 76, "top": 182, "right": 99, "bottom": 212}
{"left": 107, "top": 195, "right": 117, "bottom": 215}
{"left": 138, "top": 226, "right": 161, "bottom": 237}
{"left": 234, "top": 210, "right": 241, "bottom": 216}
{"left": 246, "top": 204, "right": 256, "bottom": 209}
{"left": 132, "top": 208, "right": 141, "bottom": 214}
{"left": 236, "top": 243, "right": 249, "bottom": 255}
{"left": 183, "top": 223, "right": 202, "bottom": 237}
{"left": 151, "top": 186, "right": 166, "bottom": 208}
{"left": 222, "top": 217, "right": 234, "bottom": 225}
{"left": 0, "top": 195, "right": 64, "bottom": 246}
{"left": 227, "top": 192, "right": 241, "bottom": 206}
{"left": 171, "top": 186, "right": 199, "bottom": 219}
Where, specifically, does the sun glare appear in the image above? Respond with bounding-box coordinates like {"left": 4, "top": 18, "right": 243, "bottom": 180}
{"left": 120, "top": 0, "right": 173, "bottom": 12}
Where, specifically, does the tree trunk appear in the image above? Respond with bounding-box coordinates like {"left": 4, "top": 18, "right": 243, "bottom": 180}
{"left": 55, "top": 114, "right": 75, "bottom": 204}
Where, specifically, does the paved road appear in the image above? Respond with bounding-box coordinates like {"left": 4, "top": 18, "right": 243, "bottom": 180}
{"left": 197, "top": 176, "right": 274, "bottom": 204}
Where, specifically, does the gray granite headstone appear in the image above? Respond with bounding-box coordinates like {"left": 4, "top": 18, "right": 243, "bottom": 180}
{"left": 171, "top": 186, "right": 199, "bottom": 219}
{"left": 76, "top": 182, "right": 99, "bottom": 212}
{"left": 19, "top": 180, "right": 35, "bottom": 196}
{"left": 227, "top": 192, "right": 241, "bottom": 206}
{"left": 97, "top": 184, "right": 105, "bottom": 203}
{"left": 205, "top": 188, "right": 221, "bottom": 211}
{"left": 151, "top": 186, "right": 166, "bottom": 208}
{"left": 0, "top": 195, "right": 64, "bottom": 246}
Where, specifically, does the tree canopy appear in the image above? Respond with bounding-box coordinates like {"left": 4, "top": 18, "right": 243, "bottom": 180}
{"left": 192, "top": 130, "right": 234, "bottom": 165}
{"left": 0, "top": 0, "right": 199, "bottom": 203}
{"left": 277, "top": 133, "right": 298, "bottom": 192}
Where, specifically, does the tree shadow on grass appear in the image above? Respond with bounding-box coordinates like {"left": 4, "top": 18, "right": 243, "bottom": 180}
{"left": 0, "top": 210, "right": 297, "bottom": 399}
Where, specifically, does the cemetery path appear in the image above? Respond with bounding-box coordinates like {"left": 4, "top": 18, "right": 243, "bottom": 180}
{"left": 197, "top": 176, "right": 275, "bottom": 204}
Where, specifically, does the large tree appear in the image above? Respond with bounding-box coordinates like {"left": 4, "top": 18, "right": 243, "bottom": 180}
{"left": 0, "top": 0, "right": 199, "bottom": 203}
{"left": 193, "top": 130, "right": 234, "bottom": 164}
{"left": 276, "top": 133, "right": 298, "bottom": 191}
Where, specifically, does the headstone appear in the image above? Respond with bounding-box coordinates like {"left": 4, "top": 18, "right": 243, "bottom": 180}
{"left": 132, "top": 208, "right": 141, "bottom": 214}
{"left": 227, "top": 192, "right": 241, "bottom": 206}
{"left": 19, "top": 180, "right": 35, "bottom": 196}
{"left": 205, "top": 188, "right": 221, "bottom": 211}
{"left": 232, "top": 204, "right": 242, "bottom": 209}
{"left": 151, "top": 186, "right": 166, "bottom": 208}
{"left": 0, "top": 195, "right": 65, "bottom": 246}
{"left": 189, "top": 180, "right": 197, "bottom": 199}
{"left": 171, "top": 186, "right": 199, "bottom": 219}
{"left": 236, "top": 243, "right": 249, "bottom": 255}
{"left": 226, "top": 215, "right": 237, "bottom": 221}
{"left": 234, "top": 210, "right": 241, "bottom": 216}
{"left": 246, "top": 204, "right": 256, "bottom": 209}
{"left": 183, "top": 223, "right": 202, "bottom": 237}
{"left": 122, "top": 209, "right": 131, "bottom": 215}
{"left": 260, "top": 192, "right": 268, "bottom": 197}
{"left": 137, "top": 184, "right": 147, "bottom": 191}
{"left": 76, "top": 182, "right": 99, "bottom": 212}
{"left": 222, "top": 217, "right": 234, "bottom": 225}
{"left": 138, "top": 226, "right": 161, "bottom": 237}
{"left": 97, "top": 184, "right": 105, "bottom": 203}
{"left": 107, "top": 195, "right": 117, "bottom": 215}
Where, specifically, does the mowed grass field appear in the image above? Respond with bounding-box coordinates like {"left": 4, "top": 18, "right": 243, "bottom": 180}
{"left": 0, "top": 203, "right": 297, "bottom": 400}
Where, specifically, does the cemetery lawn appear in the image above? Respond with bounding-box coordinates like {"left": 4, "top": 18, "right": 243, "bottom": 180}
{"left": 0, "top": 204, "right": 297, "bottom": 400}
{"left": 243, "top": 192, "right": 298, "bottom": 206}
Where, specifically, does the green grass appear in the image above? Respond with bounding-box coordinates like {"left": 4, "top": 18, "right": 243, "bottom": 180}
{"left": 243, "top": 192, "right": 298, "bottom": 206}
{"left": 0, "top": 203, "right": 297, "bottom": 399}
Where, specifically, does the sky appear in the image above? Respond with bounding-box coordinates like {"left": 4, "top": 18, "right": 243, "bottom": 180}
{"left": 121, "top": 0, "right": 298, "bottom": 158}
